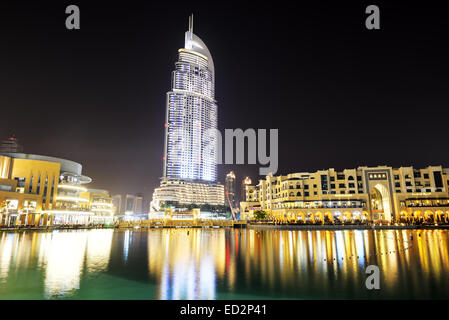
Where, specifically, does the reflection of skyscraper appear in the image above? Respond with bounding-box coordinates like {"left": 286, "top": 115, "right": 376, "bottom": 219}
{"left": 225, "top": 171, "right": 237, "bottom": 209}
{"left": 147, "top": 229, "right": 227, "bottom": 299}
{"left": 151, "top": 15, "right": 224, "bottom": 211}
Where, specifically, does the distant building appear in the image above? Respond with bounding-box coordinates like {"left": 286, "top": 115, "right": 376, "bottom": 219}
{"left": 135, "top": 193, "right": 143, "bottom": 215}
{"left": 112, "top": 194, "right": 122, "bottom": 215}
{"left": 241, "top": 177, "right": 252, "bottom": 206}
{"left": 124, "top": 194, "right": 136, "bottom": 215}
{"left": 85, "top": 189, "right": 114, "bottom": 224}
{"left": 0, "top": 135, "right": 23, "bottom": 153}
{"left": 225, "top": 171, "right": 237, "bottom": 210}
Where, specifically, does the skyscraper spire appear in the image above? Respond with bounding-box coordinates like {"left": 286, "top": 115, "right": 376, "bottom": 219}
{"left": 188, "top": 14, "right": 193, "bottom": 33}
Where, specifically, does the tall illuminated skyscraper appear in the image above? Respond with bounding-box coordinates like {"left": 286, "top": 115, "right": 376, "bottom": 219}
{"left": 151, "top": 15, "right": 224, "bottom": 212}
{"left": 163, "top": 15, "right": 217, "bottom": 181}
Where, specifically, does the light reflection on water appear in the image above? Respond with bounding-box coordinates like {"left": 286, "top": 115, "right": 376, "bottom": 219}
{"left": 0, "top": 228, "right": 448, "bottom": 299}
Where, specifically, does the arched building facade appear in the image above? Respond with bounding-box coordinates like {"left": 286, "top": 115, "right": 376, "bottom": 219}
{"left": 241, "top": 165, "right": 449, "bottom": 224}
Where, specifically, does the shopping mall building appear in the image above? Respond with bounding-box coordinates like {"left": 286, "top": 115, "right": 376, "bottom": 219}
{"left": 240, "top": 165, "right": 449, "bottom": 224}
{"left": 0, "top": 153, "right": 114, "bottom": 227}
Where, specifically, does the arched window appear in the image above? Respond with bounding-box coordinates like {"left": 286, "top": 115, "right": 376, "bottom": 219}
{"left": 297, "top": 192, "right": 301, "bottom": 196}
{"left": 348, "top": 176, "right": 354, "bottom": 180}
{"left": 289, "top": 192, "right": 294, "bottom": 197}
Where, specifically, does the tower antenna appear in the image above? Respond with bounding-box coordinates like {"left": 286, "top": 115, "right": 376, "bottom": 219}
{"left": 189, "top": 13, "right": 193, "bottom": 33}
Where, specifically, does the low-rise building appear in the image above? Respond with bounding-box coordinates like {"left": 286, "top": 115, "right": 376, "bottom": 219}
{"left": 240, "top": 165, "right": 449, "bottom": 224}
{"left": 0, "top": 152, "right": 114, "bottom": 226}
{"left": 86, "top": 189, "right": 114, "bottom": 225}
{"left": 150, "top": 178, "right": 225, "bottom": 212}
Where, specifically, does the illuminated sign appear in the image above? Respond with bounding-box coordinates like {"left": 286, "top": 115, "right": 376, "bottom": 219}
{"left": 411, "top": 192, "right": 431, "bottom": 196}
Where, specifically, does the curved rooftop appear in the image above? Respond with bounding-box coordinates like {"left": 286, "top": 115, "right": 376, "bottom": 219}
{"left": 0, "top": 152, "right": 83, "bottom": 175}
{"left": 184, "top": 15, "right": 214, "bottom": 80}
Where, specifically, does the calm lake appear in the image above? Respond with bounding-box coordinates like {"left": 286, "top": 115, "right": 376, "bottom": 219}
{"left": 0, "top": 228, "right": 448, "bottom": 299}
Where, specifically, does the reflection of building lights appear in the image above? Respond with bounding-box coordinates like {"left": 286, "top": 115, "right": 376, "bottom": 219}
{"left": 124, "top": 230, "right": 131, "bottom": 262}
{"left": 0, "top": 234, "right": 14, "bottom": 280}
{"left": 44, "top": 231, "right": 88, "bottom": 297}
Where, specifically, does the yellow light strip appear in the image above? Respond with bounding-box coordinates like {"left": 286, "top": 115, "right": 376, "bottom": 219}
{"left": 57, "top": 184, "right": 87, "bottom": 192}
{"left": 91, "top": 202, "right": 113, "bottom": 207}
{"left": 55, "top": 196, "right": 89, "bottom": 202}
{"left": 41, "top": 210, "right": 94, "bottom": 215}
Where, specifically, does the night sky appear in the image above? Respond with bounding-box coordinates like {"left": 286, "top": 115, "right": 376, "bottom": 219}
{"left": 1, "top": 1, "right": 448, "bottom": 211}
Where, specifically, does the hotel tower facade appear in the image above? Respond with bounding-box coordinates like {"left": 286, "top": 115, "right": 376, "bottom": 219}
{"left": 150, "top": 16, "right": 224, "bottom": 212}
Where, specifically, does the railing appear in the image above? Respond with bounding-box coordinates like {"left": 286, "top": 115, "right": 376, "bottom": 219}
{"left": 118, "top": 219, "right": 237, "bottom": 228}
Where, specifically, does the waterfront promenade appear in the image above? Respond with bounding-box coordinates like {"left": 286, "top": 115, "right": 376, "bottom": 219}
{"left": 247, "top": 223, "right": 449, "bottom": 230}
{"left": 2, "top": 220, "right": 449, "bottom": 232}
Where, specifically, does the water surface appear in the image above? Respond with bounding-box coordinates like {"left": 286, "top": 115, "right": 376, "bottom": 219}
{"left": 0, "top": 228, "right": 448, "bottom": 299}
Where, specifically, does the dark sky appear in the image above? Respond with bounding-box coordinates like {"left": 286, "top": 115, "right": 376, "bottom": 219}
{"left": 1, "top": 1, "right": 448, "bottom": 210}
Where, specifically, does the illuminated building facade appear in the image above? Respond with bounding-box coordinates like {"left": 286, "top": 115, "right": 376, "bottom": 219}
{"left": 225, "top": 171, "right": 237, "bottom": 210}
{"left": 240, "top": 165, "right": 449, "bottom": 224}
{"left": 151, "top": 15, "right": 224, "bottom": 211}
{"left": 0, "top": 152, "right": 114, "bottom": 226}
{"left": 85, "top": 189, "right": 114, "bottom": 224}
{"left": 241, "top": 177, "right": 252, "bottom": 205}
{"left": 151, "top": 179, "right": 224, "bottom": 211}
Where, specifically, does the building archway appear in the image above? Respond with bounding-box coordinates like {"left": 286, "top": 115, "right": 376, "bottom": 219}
{"left": 314, "top": 211, "right": 323, "bottom": 224}
{"left": 324, "top": 211, "right": 333, "bottom": 223}
{"left": 342, "top": 211, "right": 352, "bottom": 223}
{"left": 424, "top": 210, "right": 434, "bottom": 223}
{"left": 413, "top": 210, "right": 423, "bottom": 223}
{"left": 296, "top": 212, "right": 305, "bottom": 223}
{"left": 435, "top": 210, "right": 444, "bottom": 223}
{"left": 399, "top": 210, "right": 409, "bottom": 223}
{"left": 370, "top": 183, "right": 392, "bottom": 221}
{"left": 306, "top": 212, "right": 313, "bottom": 224}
